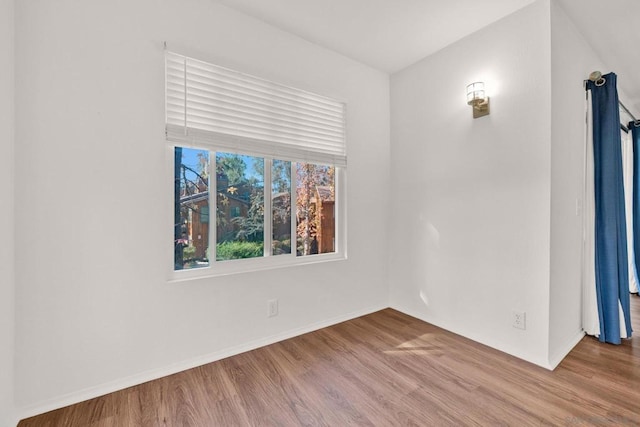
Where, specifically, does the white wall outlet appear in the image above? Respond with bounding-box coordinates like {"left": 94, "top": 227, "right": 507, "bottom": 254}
{"left": 268, "top": 299, "right": 278, "bottom": 317}
{"left": 512, "top": 310, "right": 526, "bottom": 330}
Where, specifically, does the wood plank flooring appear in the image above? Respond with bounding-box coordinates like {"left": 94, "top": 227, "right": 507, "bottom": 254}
{"left": 19, "top": 296, "right": 640, "bottom": 426}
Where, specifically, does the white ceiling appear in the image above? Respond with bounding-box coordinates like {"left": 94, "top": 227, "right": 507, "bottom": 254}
{"left": 555, "top": 0, "right": 640, "bottom": 117}
{"left": 216, "top": 0, "right": 535, "bottom": 73}
{"left": 216, "top": 0, "right": 640, "bottom": 117}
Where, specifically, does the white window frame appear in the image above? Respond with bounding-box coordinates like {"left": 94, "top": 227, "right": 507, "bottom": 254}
{"left": 166, "top": 52, "right": 347, "bottom": 281}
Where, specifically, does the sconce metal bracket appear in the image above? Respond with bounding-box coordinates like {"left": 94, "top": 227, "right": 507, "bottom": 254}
{"left": 470, "top": 97, "right": 490, "bottom": 118}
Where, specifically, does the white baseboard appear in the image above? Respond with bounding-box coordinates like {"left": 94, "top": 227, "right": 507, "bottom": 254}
{"left": 548, "top": 329, "right": 585, "bottom": 370}
{"left": 390, "top": 303, "right": 553, "bottom": 370}
{"left": 16, "top": 303, "right": 388, "bottom": 422}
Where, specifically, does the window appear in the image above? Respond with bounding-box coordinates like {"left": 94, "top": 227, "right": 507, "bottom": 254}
{"left": 167, "top": 52, "right": 346, "bottom": 278}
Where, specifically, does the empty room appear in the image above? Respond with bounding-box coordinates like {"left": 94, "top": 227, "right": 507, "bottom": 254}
{"left": 2, "top": 0, "right": 640, "bottom": 425}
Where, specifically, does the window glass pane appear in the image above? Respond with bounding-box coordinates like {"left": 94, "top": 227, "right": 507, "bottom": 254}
{"left": 296, "top": 163, "right": 335, "bottom": 256}
{"left": 272, "top": 160, "right": 292, "bottom": 255}
{"left": 200, "top": 206, "right": 209, "bottom": 224}
{"left": 175, "top": 147, "right": 210, "bottom": 270}
{"left": 216, "top": 152, "right": 265, "bottom": 260}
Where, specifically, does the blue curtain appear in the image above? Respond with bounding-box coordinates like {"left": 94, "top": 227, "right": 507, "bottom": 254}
{"left": 632, "top": 121, "right": 640, "bottom": 294}
{"left": 587, "top": 72, "right": 632, "bottom": 344}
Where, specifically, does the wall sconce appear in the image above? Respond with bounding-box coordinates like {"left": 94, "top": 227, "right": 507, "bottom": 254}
{"left": 466, "top": 82, "right": 490, "bottom": 118}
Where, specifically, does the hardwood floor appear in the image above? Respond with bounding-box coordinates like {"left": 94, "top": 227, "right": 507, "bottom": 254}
{"left": 19, "top": 296, "right": 640, "bottom": 426}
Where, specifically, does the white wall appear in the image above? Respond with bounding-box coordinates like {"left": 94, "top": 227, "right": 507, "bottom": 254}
{"left": 547, "top": 1, "right": 606, "bottom": 367}
{"left": 0, "top": 0, "right": 15, "bottom": 425}
{"left": 13, "top": 0, "right": 390, "bottom": 416}
{"left": 389, "top": 1, "right": 554, "bottom": 367}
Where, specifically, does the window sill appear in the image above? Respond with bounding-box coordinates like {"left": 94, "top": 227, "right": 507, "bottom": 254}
{"left": 168, "top": 252, "right": 347, "bottom": 283}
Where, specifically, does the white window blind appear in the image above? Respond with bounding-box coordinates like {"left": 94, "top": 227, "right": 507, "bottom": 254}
{"left": 165, "top": 52, "right": 347, "bottom": 166}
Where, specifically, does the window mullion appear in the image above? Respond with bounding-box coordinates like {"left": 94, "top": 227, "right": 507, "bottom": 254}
{"left": 264, "top": 158, "right": 273, "bottom": 257}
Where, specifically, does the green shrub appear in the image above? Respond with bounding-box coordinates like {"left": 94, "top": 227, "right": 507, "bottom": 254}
{"left": 216, "top": 241, "right": 263, "bottom": 260}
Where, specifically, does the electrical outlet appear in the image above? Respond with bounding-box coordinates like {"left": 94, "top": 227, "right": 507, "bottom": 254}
{"left": 512, "top": 310, "right": 526, "bottom": 330}
{"left": 268, "top": 299, "right": 278, "bottom": 317}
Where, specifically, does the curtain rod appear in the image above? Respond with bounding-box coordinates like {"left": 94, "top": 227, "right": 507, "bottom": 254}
{"left": 586, "top": 71, "right": 638, "bottom": 126}
{"left": 620, "top": 100, "right": 638, "bottom": 123}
